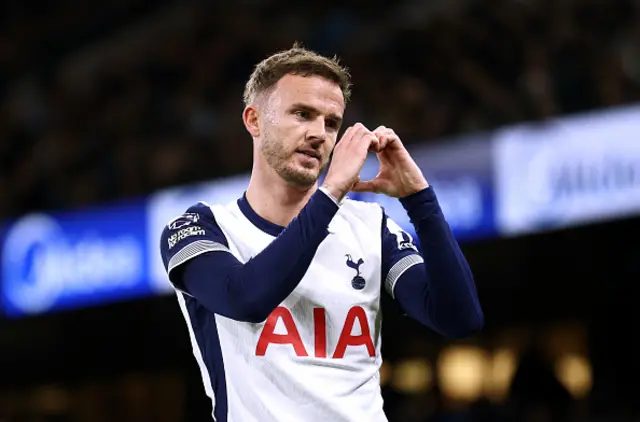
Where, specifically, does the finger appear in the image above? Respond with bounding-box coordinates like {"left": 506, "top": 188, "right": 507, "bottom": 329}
{"left": 368, "top": 135, "right": 381, "bottom": 152}
{"left": 338, "top": 125, "right": 355, "bottom": 145}
{"left": 343, "top": 123, "right": 369, "bottom": 144}
{"left": 383, "top": 128, "right": 400, "bottom": 145}
{"left": 373, "top": 126, "right": 392, "bottom": 149}
{"left": 379, "top": 129, "right": 400, "bottom": 150}
{"left": 351, "top": 179, "right": 380, "bottom": 193}
{"left": 341, "top": 123, "right": 365, "bottom": 149}
{"left": 366, "top": 134, "right": 382, "bottom": 153}
{"left": 375, "top": 133, "right": 389, "bottom": 150}
{"left": 351, "top": 122, "right": 368, "bottom": 137}
{"left": 373, "top": 125, "right": 387, "bottom": 135}
{"left": 351, "top": 124, "right": 376, "bottom": 149}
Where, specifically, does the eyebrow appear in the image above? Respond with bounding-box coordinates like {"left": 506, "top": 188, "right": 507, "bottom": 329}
{"left": 290, "top": 103, "right": 343, "bottom": 126}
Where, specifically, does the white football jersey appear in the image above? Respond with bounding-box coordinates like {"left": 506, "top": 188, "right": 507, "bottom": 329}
{"left": 161, "top": 192, "right": 422, "bottom": 422}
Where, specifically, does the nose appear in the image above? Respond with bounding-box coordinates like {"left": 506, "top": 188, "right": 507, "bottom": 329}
{"left": 306, "top": 117, "right": 327, "bottom": 145}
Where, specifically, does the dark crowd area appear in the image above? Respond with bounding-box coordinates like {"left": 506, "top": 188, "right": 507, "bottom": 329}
{"left": 1, "top": 0, "right": 639, "bottom": 219}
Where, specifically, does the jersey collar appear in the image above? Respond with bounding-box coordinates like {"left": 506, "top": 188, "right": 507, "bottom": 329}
{"left": 237, "top": 193, "right": 285, "bottom": 237}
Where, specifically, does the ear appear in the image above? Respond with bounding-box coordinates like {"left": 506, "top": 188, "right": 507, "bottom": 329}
{"left": 242, "top": 105, "right": 260, "bottom": 138}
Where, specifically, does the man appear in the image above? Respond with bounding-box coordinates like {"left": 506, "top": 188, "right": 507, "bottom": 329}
{"left": 160, "top": 45, "right": 483, "bottom": 422}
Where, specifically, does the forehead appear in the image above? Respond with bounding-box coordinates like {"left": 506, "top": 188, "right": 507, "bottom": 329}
{"left": 270, "top": 74, "right": 345, "bottom": 115}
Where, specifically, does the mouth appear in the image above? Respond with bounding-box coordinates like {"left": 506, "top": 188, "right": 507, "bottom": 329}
{"left": 296, "top": 150, "right": 321, "bottom": 161}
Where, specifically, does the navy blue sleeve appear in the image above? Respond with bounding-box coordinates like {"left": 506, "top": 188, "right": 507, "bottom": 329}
{"left": 383, "top": 187, "right": 484, "bottom": 338}
{"left": 159, "top": 190, "right": 339, "bottom": 323}
{"left": 381, "top": 211, "right": 424, "bottom": 295}
{"left": 160, "top": 202, "right": 231, "bottom": 292}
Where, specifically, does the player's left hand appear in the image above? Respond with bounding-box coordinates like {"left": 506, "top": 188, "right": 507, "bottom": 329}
{"left": 351, "top": 126, "right": 429, "bottom": 198}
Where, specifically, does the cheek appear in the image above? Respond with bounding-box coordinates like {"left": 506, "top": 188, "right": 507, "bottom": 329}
{"left": 326, "top": 137, "right": 337, "bottom": 153}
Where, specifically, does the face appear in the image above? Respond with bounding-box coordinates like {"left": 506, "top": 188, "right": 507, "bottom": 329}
{"left": 255, "top": 74, "right": 345, "bottom": 188}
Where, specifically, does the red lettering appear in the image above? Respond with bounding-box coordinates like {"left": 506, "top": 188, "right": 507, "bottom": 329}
{"left": 332, "top": 306, "right": 375, "bottom": 359}
{"left": 313, "top": 308, "right": 327, "bottom": 358}
{"left": 255, "top": 306, "right": 375, "bottom": 359}
{"left": 255, "top": 306, "right": 307, "bottom": 356}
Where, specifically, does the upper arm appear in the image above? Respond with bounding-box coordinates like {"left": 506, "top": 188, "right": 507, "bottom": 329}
{"left": 159, "top": 202, "right": 231, "bottom": 294}
{"left": 381, "top": 209, "right": 424, "bottom": 298}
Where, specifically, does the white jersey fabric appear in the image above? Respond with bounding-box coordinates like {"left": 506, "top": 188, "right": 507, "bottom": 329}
{"left": 161, "top": 193, "right": 422, "bottom": 421}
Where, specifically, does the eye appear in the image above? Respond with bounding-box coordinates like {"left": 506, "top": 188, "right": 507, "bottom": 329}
{"left": 294, "top": 110, "right": 310, "bottom": 119}
{"left": 326, "top": 119, "right": 340, "bottom": 131}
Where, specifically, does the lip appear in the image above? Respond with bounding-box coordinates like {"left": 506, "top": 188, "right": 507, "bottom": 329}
{"left": 296, "top": 150, "right": 320, "bottom": 160}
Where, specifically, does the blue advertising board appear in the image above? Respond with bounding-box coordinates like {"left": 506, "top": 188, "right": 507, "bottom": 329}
{"left": 0, "top": 135, "right": 500, "bottom": 318}
{"left": 493, "top": 104, "right": 640, "bottom": 236}
{"left": 1, "top": 200, "right": 150, "bottom": 317}
{"left": 3, "top": 103, "right": 640, "bottom": 317}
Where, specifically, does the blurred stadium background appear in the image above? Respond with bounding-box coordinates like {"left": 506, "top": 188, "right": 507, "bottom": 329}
{"left": 1, "top": 0, "right": 640, "bottom": 421}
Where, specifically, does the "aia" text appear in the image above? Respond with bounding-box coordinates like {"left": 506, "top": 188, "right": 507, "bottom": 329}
{"left": 255, "top": 306, "right": 375, "bottom": 358}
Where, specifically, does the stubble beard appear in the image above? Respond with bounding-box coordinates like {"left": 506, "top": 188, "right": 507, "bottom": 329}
{"left": 261, "top": 133, "right": 328, "bottom": 189}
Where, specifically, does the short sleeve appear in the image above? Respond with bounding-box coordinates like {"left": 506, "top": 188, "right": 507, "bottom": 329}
{"left": 159, "top": 202, "right": 231, "bottom": 290}
{"left": 381, "top": 210, "right": 424, "bottom": 298}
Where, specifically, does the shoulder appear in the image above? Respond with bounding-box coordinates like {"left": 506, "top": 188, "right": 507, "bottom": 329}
{"left": 164, "top": 200, "right": 237, "bottom": 229}
{"left": 340, "top": 196, "right": 384, "bottom": 217}
{"left": 165, "top": 201, "right": 215, "bottom": 229}
{"left": 159, "top": 201, "right": 230, "bottom": 259}
{"left": 334, "top": 196, "right": 385, "bottom": 233}
{"left": 339, "top": 196, "right": 417, "bottom": 250}
{"left": 158, "top": 201, "right": 233, "bottom": 280}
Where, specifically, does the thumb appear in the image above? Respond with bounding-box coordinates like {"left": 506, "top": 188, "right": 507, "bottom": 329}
{"left": 351, "top": 178, "right": 380, "bottom": 193}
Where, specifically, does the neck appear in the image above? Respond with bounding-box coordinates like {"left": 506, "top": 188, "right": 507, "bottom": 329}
{"left": 245, "top": 161, "right": 317, "bottom": 227}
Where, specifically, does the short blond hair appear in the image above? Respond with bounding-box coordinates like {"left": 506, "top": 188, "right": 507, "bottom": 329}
{"left": 243, "top": 43, "right": 352, "bottom": 106}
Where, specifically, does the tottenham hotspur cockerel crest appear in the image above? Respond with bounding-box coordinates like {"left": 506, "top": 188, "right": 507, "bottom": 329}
{"left": 345, "top": 254, "right": 365, "bottom": 290}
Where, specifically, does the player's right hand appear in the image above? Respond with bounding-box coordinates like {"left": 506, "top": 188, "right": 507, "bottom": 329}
{"left": 321, "top": 123, "right": 381, "bottom": 202}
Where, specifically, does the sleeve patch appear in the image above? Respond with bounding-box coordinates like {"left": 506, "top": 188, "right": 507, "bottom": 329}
{"left": 167, "top": 212, "right": 200, "bottom": 230}
{"left": 167, "top": 226, "right": 206, "bottom": 249}
{"left": 386, "top": 217, "right": 419, "bottom": 253}
{"left": 159, "top": 203, "right": 230, "bottom": 279}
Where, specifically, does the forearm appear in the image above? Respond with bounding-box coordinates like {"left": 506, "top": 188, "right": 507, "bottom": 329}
{"left": 180, "top": 190, "right": 339, "bottom": 323}
{"left": 395, "top": 187, "right": 484, "bottom": 337}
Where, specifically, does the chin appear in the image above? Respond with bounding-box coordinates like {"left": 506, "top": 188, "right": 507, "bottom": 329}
{"left": 279, "top": 165, "right": 319, "bottom": 188}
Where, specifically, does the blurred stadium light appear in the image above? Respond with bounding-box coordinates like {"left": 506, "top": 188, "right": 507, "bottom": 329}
{"left": 437, "top": 345, "right": 489, "bottom": 402}
{"left": 555, "top": 354, "right": 593, "bottom": 399}
{"left": 484, "top": 348, "right": 518, "bottom": 403}
{"left": 379, "top": 361, "right": 392, "bottom": 388}
{"left": 390, "top": 358, "right": 434, "bottom": 394}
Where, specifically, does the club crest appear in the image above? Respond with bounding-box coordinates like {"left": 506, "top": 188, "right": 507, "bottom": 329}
{"left": 345, "top": 254, "right": 365, "bottom": 290}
